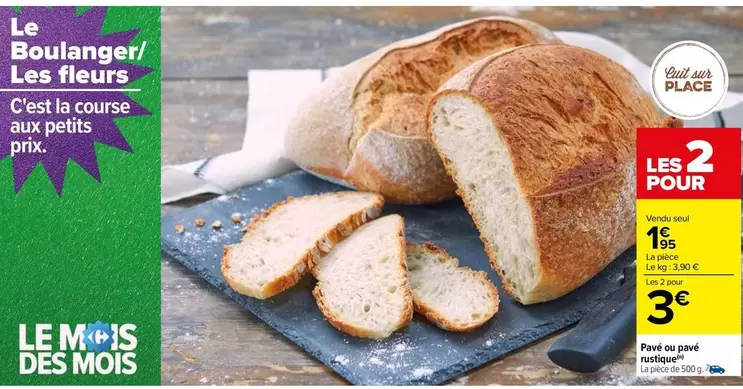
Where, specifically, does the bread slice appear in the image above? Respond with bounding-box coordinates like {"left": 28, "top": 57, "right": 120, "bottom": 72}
{"left": 426, "top": 44, "right": 683, "bottom": 304}
{"left": 313, "top": 214, "right": 413, "bottom": 338}
{"left": 406, "top": 242, "right": 499, "bottom": 331}
{"left": 221, "top": 192, "right": 384, "bottom": 299}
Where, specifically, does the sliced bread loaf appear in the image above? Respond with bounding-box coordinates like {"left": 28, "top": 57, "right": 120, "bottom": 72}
{"left": 426, "top": 44, "right": 683, "bottom": 304}
{"left": 285, "top": 17, "right": 559, "bottom": 204}
{"left": 221, "top": 192, "right": 384, "bottom": 299}
{"left": 313, "top": 214, "right": 413, "bottom": 338}
{"left": 406, "top": 242, "right": 499, "bottom": 331}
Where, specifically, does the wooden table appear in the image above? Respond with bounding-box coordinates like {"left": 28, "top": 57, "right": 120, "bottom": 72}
{"left": 161, "top": 7, "right": 743, "bottom": 385}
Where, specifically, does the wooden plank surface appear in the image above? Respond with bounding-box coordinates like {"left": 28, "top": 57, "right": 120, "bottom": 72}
{"left": 162, "top": 80, "right": 247, "bottom": 165}
{"left": 161, "top": 7, "right": 743, "bottom": 386}
{"left": 162, "top": 6, "right": 743, "bottom": 78}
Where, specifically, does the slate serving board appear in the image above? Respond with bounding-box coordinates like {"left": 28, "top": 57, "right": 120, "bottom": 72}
{"left": 161, "top": 170, "right": 632, "bottom": 386}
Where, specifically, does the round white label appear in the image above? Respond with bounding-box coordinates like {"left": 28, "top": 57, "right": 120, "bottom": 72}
{"left": 650, "top": 41, "right": 728, "bottom": 120}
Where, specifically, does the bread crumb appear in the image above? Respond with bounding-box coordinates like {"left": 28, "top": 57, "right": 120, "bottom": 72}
{"left": 211, "top": 220, "right": 223, "bottom": 229}
{"left": 231, "top": 213, "right": 242, "bottom": 223}
{"left": 175, "top": 225, "right": 185, "bottom": 233}
{"left": 333, "top": 355, "right": 349, "bottom": 365}
{"left": 194, "top": 219, "right": 206, "bottom": 227}
{"left": 267, "top": 376, "right": 278, "bottom": 383}
{"left": 231, "top": 193, "right": 239, "bottom": 199}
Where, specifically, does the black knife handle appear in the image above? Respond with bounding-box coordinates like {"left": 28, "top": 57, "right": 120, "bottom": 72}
{"left": 548, "top": 287, "right": 636, "bottom": 373}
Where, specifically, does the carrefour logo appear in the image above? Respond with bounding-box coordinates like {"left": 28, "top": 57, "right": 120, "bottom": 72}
{"left": 83, "top": 321, "right": 114, "bottom": 352}
{"left": 18, "top": 321, "right": 138, "bottom": 375}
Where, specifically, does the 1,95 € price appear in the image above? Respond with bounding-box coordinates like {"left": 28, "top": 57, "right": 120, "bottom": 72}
{"left": 647, "top": 226, "right": 676, "bottom": 249}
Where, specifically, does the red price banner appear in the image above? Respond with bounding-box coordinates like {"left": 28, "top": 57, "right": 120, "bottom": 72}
{"left": 636, "top": 128, "right": 741, "bottom": 199}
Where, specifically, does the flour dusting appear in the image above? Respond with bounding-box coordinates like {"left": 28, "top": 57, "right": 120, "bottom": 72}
{"left": 333, "top": 355, "right": 350, "bottom": 366}
{"left": 394, "top": 343, "right": 409, "bottom": 352}
{"left": 208, "top": 229, "right": 231, "bottom": 243}
{"left": 412, "top": 367, "right": 434, "bottom": 378}
{"left": 369, "top": 357, "right": 385, "bottom": 366}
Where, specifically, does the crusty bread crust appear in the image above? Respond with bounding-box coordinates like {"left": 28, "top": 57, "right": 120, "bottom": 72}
{"left": 285, "top": 17, "right": 560, "bottom": 204}
{"left": 407, "top": 242, "right": 499, "bottom": 332}
{"left": 313, "top": 215, "right": 414, "bottom": 338}
{"left": 344, "top": 132, "right": 456, "bottom": 204}
{"left": 427, "top": 44, "right": 683, "bottom": 304}
{"left": 221, "top": 192, "right": 384, "bottom": 299}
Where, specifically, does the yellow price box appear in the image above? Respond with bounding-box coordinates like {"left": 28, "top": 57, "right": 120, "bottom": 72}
{"left": 637, "top": 199, "right": 741, "bottom": 335}
{"left": 635, "top": 128, "right": 741, "bottom": 377}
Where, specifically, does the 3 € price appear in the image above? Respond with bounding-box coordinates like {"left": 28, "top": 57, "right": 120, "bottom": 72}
{"left": 645, "top": 140, "right": 713, "bottom": 191}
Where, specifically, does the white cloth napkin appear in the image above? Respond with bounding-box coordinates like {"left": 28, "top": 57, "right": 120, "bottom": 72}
{"left": 161, "top": 31, "right": 743, "bottom": 204}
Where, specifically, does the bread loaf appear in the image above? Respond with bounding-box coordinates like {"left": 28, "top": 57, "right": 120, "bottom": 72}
{"left": 313, "top": 215, "right": 413, "bottom": 338}
{"left": 221, "top": 192, "right": 383, "bottom": 299}
{"left": 427, "top": 44, "right": 683, "bottom": 304}
{"left": 285, "top": 17, "right": 560, "bottom": 204}
{"left": 406, "top": 242, "right": 499, "bottom": 331}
